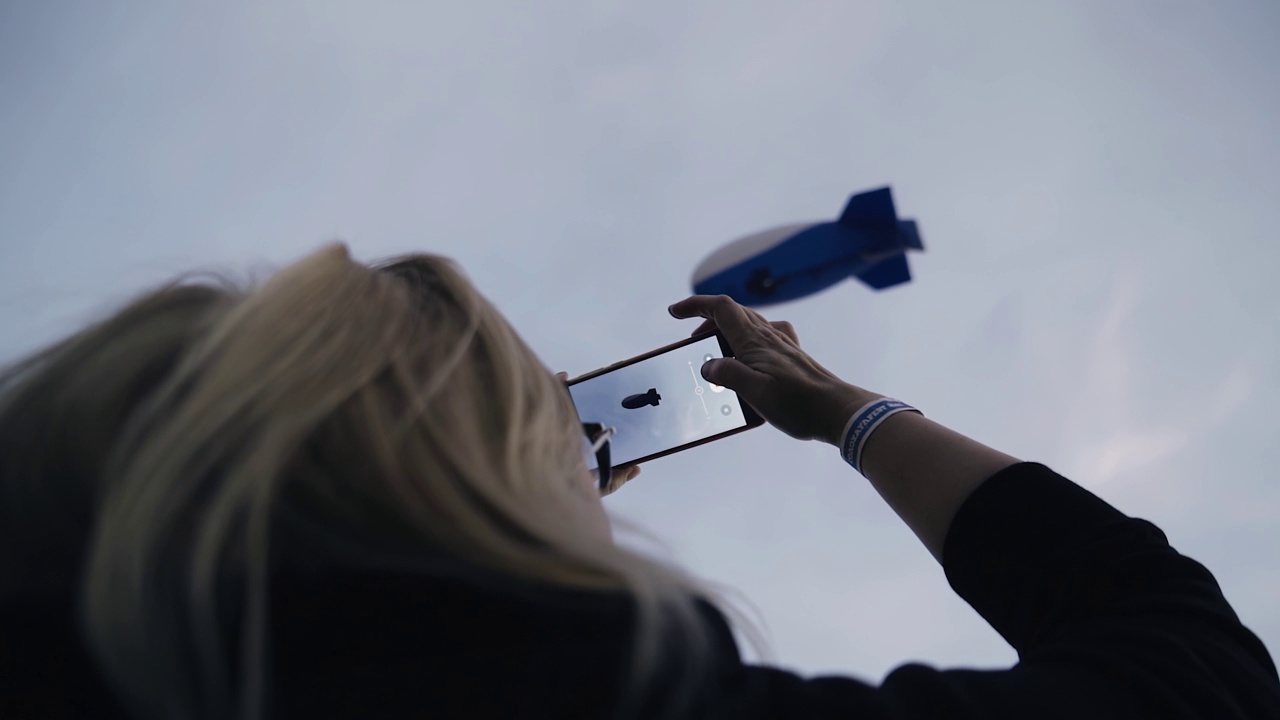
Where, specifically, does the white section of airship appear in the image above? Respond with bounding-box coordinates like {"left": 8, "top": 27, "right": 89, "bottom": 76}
{"left": 691, "top": 222, "right": 816, "bottom": 285}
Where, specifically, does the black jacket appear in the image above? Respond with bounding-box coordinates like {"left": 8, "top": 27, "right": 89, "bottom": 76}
{"left": 3, "top": 463, "right": 1279, "bottom": 718}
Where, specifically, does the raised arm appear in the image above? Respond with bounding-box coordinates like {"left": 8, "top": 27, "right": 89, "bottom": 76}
{"left": 668, "top": 294, "right": 1280, "bottom": 718}
{"left": 668, "top": 295, "right": 1017, "bottom": 562}
{"left": 833, "top": 403, "right": 1018, "bottom": 562}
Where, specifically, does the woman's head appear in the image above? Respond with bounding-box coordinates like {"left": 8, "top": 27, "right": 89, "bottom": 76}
{"left": 0, "top": 244, "right": 708, "bottom": 720}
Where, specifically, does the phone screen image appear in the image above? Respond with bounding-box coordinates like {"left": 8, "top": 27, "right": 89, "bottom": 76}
{"left": 567, "top": 334, "right": 756, "bottom": 468}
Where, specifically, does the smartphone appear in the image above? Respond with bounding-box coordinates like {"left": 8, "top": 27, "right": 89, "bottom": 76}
{"left": 566, "top": 331, "right": 765, "bottom": 470}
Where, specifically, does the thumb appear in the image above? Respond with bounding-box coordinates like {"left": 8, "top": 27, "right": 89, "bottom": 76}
{"left": 701, "top": 357, "right": 756, "bottom": 390}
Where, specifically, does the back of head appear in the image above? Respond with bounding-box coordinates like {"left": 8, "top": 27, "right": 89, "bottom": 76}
{"left": 0, "top": 245, "right": 711, "bottom": 720}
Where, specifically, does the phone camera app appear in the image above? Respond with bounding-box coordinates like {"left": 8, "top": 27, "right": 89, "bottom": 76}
{"left": 720, "top": 404, "right": 733, "bottom": 416}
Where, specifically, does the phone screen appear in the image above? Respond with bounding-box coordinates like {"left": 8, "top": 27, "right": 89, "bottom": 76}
{"left": 566, "top": 333, "right": 760, "bottom": 468}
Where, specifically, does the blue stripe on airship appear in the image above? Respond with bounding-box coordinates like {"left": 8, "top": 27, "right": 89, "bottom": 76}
{"left": 691, "top": 186, "right": 922, "bottom": 307}
{"left": 692, "top": 222, "right": 871, "bottom": 306}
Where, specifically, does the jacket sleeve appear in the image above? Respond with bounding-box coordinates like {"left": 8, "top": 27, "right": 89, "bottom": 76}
{"left": 717, "top": 463, "right": 1280, "bottom": 719}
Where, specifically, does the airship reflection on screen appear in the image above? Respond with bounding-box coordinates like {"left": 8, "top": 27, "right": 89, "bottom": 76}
{"left": 621, "top": 388, "right": 662, "bottom": 410}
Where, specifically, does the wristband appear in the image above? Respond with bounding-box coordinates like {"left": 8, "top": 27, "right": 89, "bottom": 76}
{"left": 839, "top": 398, "right": 922, "bottom": 474}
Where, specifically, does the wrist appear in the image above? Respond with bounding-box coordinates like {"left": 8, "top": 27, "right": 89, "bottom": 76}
{"left": 819, "top": 382, "right": 885, "bottom": 446}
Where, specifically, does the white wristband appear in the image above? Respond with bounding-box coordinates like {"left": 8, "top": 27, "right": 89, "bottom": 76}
{"left": 839, "top": 398, "right": 922, "bottom": 473}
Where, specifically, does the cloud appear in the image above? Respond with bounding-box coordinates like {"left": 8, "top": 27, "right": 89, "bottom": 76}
{"left": 1060, "top": 269, "right": 1262, "bottom": 487}
{"left": 1205, "top": 357, "right": 1259, "bottom": 426}
{"left": 1077, "top": 427, "right": 1189, "bottom": 486}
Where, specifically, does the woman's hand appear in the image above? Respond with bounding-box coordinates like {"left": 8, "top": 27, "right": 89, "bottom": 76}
{"left": 670, "top": 297, "right": 1023, "bottom": 564}
{"left": 600, "top": 465, "right": 642, "bottom": 497}
{"left": 668, "top": 295, "right": 877, "bottom": 445}
{"left": 555, "top": 371, "right": 642, "bottom": 496}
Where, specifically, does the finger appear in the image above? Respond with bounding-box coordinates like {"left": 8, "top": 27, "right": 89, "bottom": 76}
{"left": 691, "top": 316, "right": 797, "bottom": 346}
{"left": 772, "top": 320, "right": 799, "bottom": 344}
{"left": 601, "top": 465, "right": 641, "bottom": 497}
{"left": 689, "top": 318, "right": 716, "bottom": 337}
{"left": 696, "top": 300, "right": 778, "bottom": 337}
{"left": 668, "top": 295, "right": 754, "bottom": 343}
{"left": 700, "top": 356, "right": 764, "bottom": 389}
{"left": 737, "top": 306, "right": 798, "bottom": 345}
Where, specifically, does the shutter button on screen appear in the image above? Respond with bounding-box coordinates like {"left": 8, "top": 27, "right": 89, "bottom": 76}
{"left": 702, "top": 354, "right": 725, "bottom": 392}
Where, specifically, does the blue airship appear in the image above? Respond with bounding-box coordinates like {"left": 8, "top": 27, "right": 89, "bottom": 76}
{"left": 691, "top": 187, "right": 924, "bottom": 307}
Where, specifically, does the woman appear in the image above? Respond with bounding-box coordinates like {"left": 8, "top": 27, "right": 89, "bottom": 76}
{"left": 0, "top": 244, "right": 1276, "bottom": 719}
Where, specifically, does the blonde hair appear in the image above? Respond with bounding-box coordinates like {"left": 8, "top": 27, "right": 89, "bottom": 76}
{"left": 0, "top": 245, "right": 728, "bottom": 720}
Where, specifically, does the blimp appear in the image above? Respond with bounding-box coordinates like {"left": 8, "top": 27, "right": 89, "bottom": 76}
{"left": 691, "top": 187, "right": 924, "bottom": 307}
{"left": 621, "top": 388, "right": 662, "bottom": 409}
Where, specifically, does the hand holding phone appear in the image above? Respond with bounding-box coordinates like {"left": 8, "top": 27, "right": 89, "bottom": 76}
{"left": 668, "top": 295, "right": 867, "bottom": 446}
{"left": 566, "top": 331, "right": 765, "bottom": 471}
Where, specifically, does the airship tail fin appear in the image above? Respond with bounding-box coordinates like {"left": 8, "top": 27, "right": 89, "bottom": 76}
{"left": 856, "top": 255, "right": 912, "bottom": 290}
{"left": 897, "top": 219, "right": 924, "bottom": 251}
{"left": 838, "top": 187, "right": 898, "bottom": 233}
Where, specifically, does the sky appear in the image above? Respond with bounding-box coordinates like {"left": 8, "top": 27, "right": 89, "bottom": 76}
{"left": 2, "top": 0, "right": 1277, "bottom": 679}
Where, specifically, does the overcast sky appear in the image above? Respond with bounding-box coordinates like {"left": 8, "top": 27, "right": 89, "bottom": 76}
{"left": 2, "top": 1, "right": 1277, "bottom": 678}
